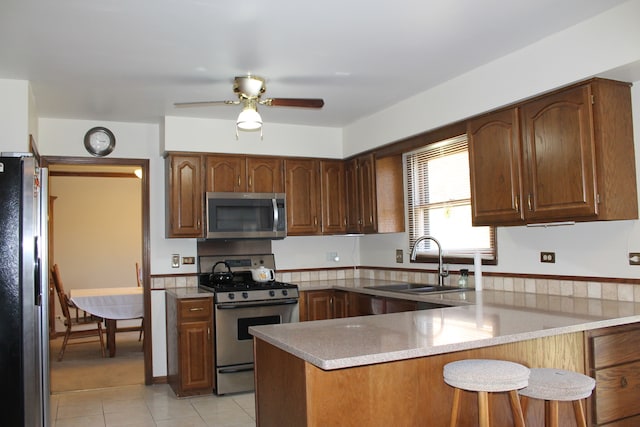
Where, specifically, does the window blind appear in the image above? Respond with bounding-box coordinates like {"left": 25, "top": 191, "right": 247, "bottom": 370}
{"left": 405, "top": 134, "right": 495, "bottom": 260}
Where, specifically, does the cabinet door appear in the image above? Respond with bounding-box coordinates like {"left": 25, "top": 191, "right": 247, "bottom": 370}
{"left": 179, "top": 320, "right": 213, "bottom": 392}
{"left": 348, "top": 292, "right": 384, "bottom": 317}
{"left": 305, "top": 290, "right": 334, "bottom": 321}
{"left": 385, "top": 297, "right": 418, "bottom": 313}
{"left": 375, "top": 155, "right": 405, "bottom": 233}
{"left": 468, "top": 108, "right": 524, "bottom": 226}
{"left": 205, "top": 155, "right": 246, "bottom": 192}
{"left": 247, "top": 157, "right": 284, "bottom": 193}
{"left": 167, "top": 154, "right": 203, "bottom": 237}
{"left": 332, "top": 291, "right": 349, "bottom": 319}
{"left": 345, "top": 158, "right": 361, "bottom": 233}
{"left": 358, "top": 154, "right": 378, "bottom": 233}
{"left": 285, "top": 158, "right": 321, "bottom": 235}
{"left": 320, "top": 160, "right": 347, "bottom": 235}
{"left": 521, "top": 85, "right": 597, "bottom": 221}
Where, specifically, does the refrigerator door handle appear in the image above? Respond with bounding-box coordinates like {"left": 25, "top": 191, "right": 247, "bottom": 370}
{"left": 34, "top": 236, "right": 41, "bottom": 306}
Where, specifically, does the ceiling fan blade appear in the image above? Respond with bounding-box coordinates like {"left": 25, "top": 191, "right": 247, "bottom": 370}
{"left": 262, "top": 98, "right": 324, "bottom": 108}
{"left": 174, "top": 100, "right": 238, "bottom": 108}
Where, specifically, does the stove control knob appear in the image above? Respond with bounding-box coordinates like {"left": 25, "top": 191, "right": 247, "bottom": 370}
{"left": 282, "top": 289, "right": 289, "bottom": 296}
{"left": 269, "top": 290, "right": 275, "bottom": 297}
{"left": 242, "top": 292, "right": 249, "bottom": 299}
{"left": 228, "top": 293, "right": 235, "bottom": 300}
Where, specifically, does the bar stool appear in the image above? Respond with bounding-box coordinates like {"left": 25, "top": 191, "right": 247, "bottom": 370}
{"left": 443, "top": 359, "right": 530, "bottom": 427}
{"left": 518, "top": 368, "right": 595, "bottom": 427}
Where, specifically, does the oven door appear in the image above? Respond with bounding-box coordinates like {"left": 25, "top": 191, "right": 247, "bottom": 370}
{"left": 215, "top": 298, "right": 298, "bottom": 367}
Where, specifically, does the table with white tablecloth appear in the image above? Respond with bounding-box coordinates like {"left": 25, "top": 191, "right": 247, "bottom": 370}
{"left": 70, "top": 287, "right": 143, "bottom": 357}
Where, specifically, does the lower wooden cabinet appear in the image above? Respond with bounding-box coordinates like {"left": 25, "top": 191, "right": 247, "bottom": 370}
{"left": 348, "top": 292, "right": 385, "bottom": 317}
{"left": 166, "top": 294, "right": 214, "bottom": 397}
{"left": 301, "top": 290, "right": 423, "bottom": 321}
{"left": 586, "top": 322, "right": 640, "bottom": 426}
{"left": 301, "top": 290, "right": 348, "bottom": 321}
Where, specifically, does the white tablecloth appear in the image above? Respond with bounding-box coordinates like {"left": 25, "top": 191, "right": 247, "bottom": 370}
{"left": 70, "top": 287, "right": 143, "bottom": 320}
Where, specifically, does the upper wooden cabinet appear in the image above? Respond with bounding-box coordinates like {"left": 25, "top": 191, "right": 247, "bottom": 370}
{"left": 285, "top": 158, "right": 322, "bottom": 235}
{"left": 468, "top": 78, "right": 637, "bottom": 226}
{"left": 205, "top": 154, "right": 284, "bottom": 193}
{"left": 166, "top": 153, "right": 204, "bottom": 238}
{"left": 346, "top": 154, "right": 405, "bottom": 234}
{"left": 286, "top": 158, "right": 351, "bottom": 236}
{"left": 166, "top": 150, "right": 404, "bottom": 238}
{"left": 320, "top": 160, "right": 347, "bottom": 235}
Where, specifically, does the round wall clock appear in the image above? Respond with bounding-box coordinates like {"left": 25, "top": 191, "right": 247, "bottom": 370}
{"left": 84, "top": 127, "right": 116, "bottom": 157}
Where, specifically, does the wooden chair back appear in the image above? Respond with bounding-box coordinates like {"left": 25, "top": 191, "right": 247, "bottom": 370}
{"left": 135, "top": 262, "right": 142, "bottom": 287}
{"left": 51, "top": 264, "right": 72, "bottom": 323}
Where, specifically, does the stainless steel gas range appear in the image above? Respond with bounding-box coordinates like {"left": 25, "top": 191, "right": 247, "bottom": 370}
{"left": 198, "top": 254, "right": 299, "bottom": 395}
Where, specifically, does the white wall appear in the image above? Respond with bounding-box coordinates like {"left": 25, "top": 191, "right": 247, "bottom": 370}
{"left": 0, "top": 79, "right": 30, "bottom": 152}
{"left": 164, "top": 116, "right": 343, "bottom": 158}
{"left": 343, "top": 0, "right": 640, "bottom": 155}
{"left": 50, "top": 175, "right": 142, "bottom": 288}
{"left": 347, "top": 0, "right": 640, "bottom": 280}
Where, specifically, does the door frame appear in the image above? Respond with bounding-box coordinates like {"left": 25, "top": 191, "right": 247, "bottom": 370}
{"left": 41, "top": 155, "right": 152, "bottom": 385}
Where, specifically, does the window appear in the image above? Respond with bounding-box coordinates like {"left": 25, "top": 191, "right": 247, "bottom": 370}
{"left": 405, "top": 134, "right": 496, "bottom": 263}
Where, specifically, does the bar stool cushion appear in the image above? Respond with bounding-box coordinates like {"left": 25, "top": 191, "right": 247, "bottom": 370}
{"left": 444, "top": 359, "right": 530, "bottom": 392}
{"left": 519, "top": 368, "right": 595, "bottom": 401}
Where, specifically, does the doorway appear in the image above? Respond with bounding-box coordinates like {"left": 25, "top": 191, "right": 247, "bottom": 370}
{"left": 42, "top": 156, "right": 151, "bottom": 390}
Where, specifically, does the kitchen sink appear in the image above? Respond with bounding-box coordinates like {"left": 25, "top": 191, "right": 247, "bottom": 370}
{"left": 363, "top": 283, "right": 465, "bottom": 294}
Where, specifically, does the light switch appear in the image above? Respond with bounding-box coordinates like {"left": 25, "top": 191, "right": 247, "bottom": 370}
{"left": 171, "top": 254, "right": 180, "bottom": 268}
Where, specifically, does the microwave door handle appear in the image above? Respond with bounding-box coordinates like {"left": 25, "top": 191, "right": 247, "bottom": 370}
{"left": 272, "top": 197, "right": 278, "bottom": 232}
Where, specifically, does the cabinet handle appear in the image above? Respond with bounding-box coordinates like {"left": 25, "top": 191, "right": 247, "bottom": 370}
{"left": 208, "top": 327, "right": 211, "bottom": 341}
{"left": 527, "top": 194, "right": 532, "bottom": 211}
{"left": 189, "top": 307, "right": 204, "bottom": 312}
{"left": 621, "top": 376, "right": 628, "bottom": 388}
{"left": 237, "top": 175, "right": 241, "bottom": 187}
{"left": 314, "top": 217, "right": 318, "bottom": 226}
{"left": 248, "top": 176, "right": 252, "bottom": 188}
{"left": 514, "top": 196, "right": 519, "bottom": 213}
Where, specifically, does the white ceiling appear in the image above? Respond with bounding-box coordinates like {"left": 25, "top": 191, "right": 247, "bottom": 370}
{"left": 0, "top": 0, "right": 630, "bottom": 127}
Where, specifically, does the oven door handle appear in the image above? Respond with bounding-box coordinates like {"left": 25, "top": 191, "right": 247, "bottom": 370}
{"left": 219, "top": 366, "right": 255, "bottom": 374}
{"left": 216, "top": 298, "right": 299, "bottom": 309}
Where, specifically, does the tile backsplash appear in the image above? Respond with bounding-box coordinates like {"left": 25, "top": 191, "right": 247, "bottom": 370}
{"left": 153, "top": 267, "right": 640, "bottom": 303}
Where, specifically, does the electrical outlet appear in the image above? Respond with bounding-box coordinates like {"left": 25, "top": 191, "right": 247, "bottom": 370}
{"left": 327, "top": 252, "right": 339, "bottom": 262}
{"left": 171, "top": 254, "right": 180, "bottom": 268}
{"left": 182, "top": 256, "right": 195, "bottom": 265}
{"left": 540, "top": 252, "right": 556, "bottom": 263}
{"left": 629, "top": 252, "right": 640, "bottom": 265}
{"left": 395, "top": 249, "right": 403, "bottom": 263}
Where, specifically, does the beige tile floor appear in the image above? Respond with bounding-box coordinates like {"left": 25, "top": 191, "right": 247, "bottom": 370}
{"left": 50, "top": 384, "right": 256, "bottom": 427}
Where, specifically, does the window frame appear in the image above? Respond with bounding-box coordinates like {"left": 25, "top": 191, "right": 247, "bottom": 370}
{"left": 404, "top": 134, "right": 497, "bottom": 266}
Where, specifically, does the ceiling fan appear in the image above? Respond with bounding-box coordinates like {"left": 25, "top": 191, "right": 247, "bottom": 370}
{"left": 174, "top": 75, "right": 324, "bottom": 136}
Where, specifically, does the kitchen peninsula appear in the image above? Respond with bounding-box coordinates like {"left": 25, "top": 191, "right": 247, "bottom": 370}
{"left": 250, "top": 287, "right": 640, "bottom": 426}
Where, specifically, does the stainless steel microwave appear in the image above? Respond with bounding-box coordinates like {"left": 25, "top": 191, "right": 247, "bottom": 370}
{"left": 205, "top": 192, "right": 287, "bottom": 239}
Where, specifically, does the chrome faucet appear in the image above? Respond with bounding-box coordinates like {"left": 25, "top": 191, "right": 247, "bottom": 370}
{"left": 410, "top": 235, "right": 448, "bottom": 286}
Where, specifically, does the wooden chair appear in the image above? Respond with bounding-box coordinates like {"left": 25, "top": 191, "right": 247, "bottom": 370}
{"left": 135, "top": 262, "right": 144, "bottom": 342}
{"left": 119, "top": 262, "right": 144, "bottom": 342}
{"left": 51, "top": 264, "right": 105, "bottom": 361}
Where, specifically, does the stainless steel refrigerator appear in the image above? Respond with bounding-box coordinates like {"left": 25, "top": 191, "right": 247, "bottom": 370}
{"left": 0, "top": 154, "right": 49, "bottom": 426}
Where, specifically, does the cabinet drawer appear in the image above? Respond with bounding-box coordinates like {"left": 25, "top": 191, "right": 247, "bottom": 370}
{"left": 594, "top": 360, "right": 640, "bottom": 425}
{"left": 600, "top": 414, "right": 640, "bottom": 427}
{"left": 179, "top": 298, "right": 212, "bottom": 321}
{"left": 592, "top": 328, "right": 640, "bottom": 369}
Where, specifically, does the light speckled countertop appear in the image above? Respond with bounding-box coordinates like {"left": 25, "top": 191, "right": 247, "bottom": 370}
{"left": 250, "top": 281, "right": 640, "bottom": 370}
{"left": 165, "top": 287, "right": 214, "bottom": 299}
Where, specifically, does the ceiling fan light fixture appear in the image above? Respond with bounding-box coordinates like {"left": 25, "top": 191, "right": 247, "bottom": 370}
{"left": 236, "top": 104, "right": 263, "bottom": 131}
